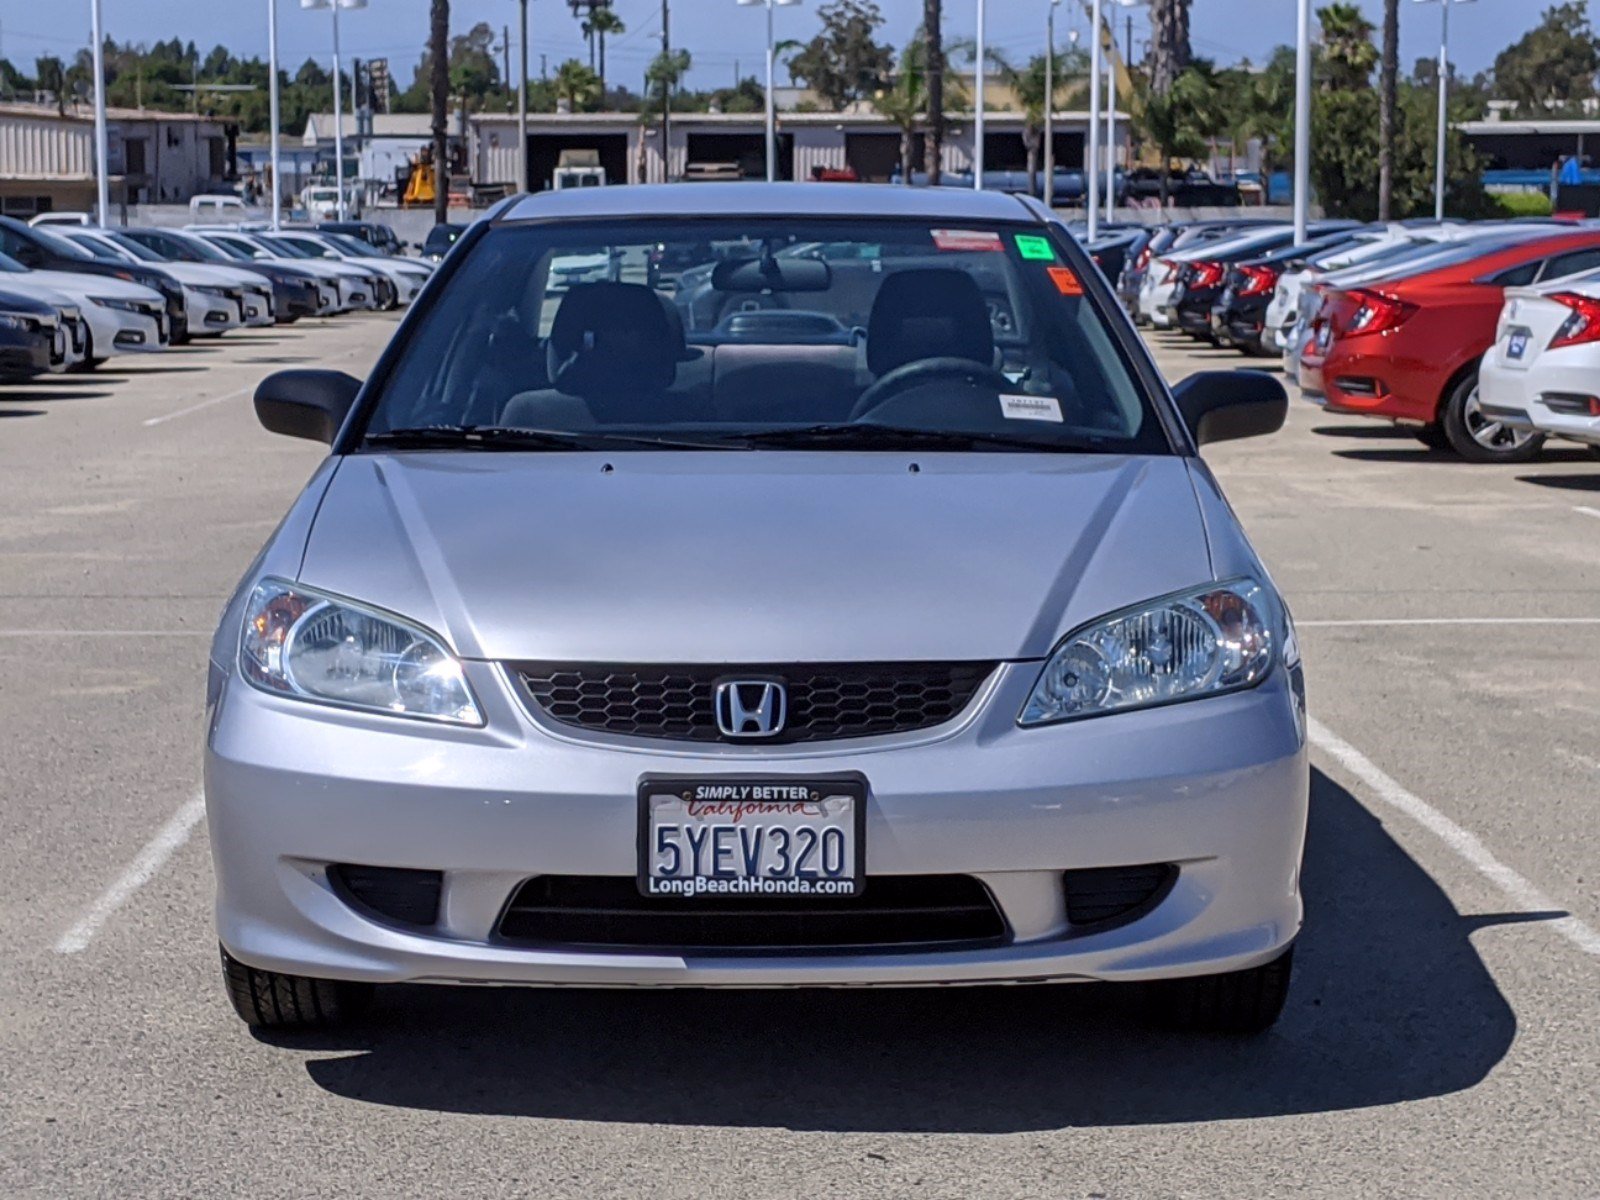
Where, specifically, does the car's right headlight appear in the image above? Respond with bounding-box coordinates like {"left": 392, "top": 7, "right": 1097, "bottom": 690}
{"left": 0, "top": 312, "right": 35, "bottom": 331}
{"left": 239, "top": 579, "right": 482, "bottom": 725}
{"left": 1020, "top": 579, "right": 1279, "bottom": 726}
{"left": 90, "top": 296, "right": 147, "bottom": 313}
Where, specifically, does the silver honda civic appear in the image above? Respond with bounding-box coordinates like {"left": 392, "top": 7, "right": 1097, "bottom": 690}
{"left": 206, "top": 184, "right": 1307, "bottom": 1034}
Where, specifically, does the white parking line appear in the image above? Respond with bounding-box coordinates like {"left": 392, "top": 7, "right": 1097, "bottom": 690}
{"left": 54, "top": 791, "right": 207, "bottom": 955}
{"left": 1299, "top": 617, "right": 1600, "bottom": 628}
{"left": 1575, "top": 506, "right": 1600, "bottom": 521}
{"left": 141, "top": 384, "right": 253, "bottom": 427}
{"left": 1307, "top": 717, "right": 1600, "bottom": 959}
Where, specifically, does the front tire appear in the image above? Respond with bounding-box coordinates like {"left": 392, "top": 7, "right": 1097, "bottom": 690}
{"left": 220, "top": 945, "right": 374, "bottom": 1029}
{"left": 1147, "top": 945, "right": 1294, "bottom": 1034}
{"left": 1441, "top": 372, "right": 1544, "bottom": 462}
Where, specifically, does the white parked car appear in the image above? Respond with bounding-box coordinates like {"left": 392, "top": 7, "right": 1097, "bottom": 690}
{"left": 269, "top": 229, "right": 432, "bottom": 307}
{"left": 0, "top": 252, "right": 167, "bottom": 367}
{"left": 1479, "top": 273, "right": 1600, "bottom": 453}
{"left": 28, "top": 211, "right": 95, "bottom": 228}
{"left": 191, "top": 229, "right": 377, "bottom": 313}
{"left": 1138, "top": 227, "right": 1297, "bottom": 329}
{"left": 57, "top": 228, "right": 277, "bottom": 335}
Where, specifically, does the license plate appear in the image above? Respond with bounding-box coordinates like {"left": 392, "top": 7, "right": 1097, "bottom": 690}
{"left": 638, "top": 775, "right": 866, "bottom": 899}
{"left": 1507, "top": 327, "right": 1531, "bottom": 360}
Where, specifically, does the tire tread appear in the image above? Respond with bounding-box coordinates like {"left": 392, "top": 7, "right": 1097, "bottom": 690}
{"left": 219, "top": 945, "right": 373, "bottom": 1029}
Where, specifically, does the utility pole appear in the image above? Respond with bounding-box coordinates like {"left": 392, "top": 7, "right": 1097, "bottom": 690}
{"left": 90, "top": 0, "right": 109, "bottom": 226}
{"left": 518, "top": 0, "right": 529, "bottom": 192}
{"left": 503, "top": 26, "right": 511, "bottom": 101}
{"left": 660, "top": 0, "right": 671, "bottom": 182}
{"left": 268, "top": 0, "right": 282, "bottom": 229}
{"left": 1292, "top": 0, "right": 1310, "bottom": 244}
{"left": 973, "top": 0, "right": 985, "bottom": 189}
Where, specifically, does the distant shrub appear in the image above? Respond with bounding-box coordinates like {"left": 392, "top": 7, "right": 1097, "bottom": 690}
{"left": 1495, "top": 191, "right": 1554, "bottom": 217}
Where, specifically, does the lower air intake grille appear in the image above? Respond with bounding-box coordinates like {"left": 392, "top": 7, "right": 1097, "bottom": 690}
{"left": 1063, "top": 863, "right": 1177, "bottom": 929}
{"left": 497, "top": 874, "right": 1008, "bottom": 953}
{"left": 513, "top": 661, "right": 995, "bottom": 744}
{"left": 331, "top": 864, "right": 443, "bottom": 927}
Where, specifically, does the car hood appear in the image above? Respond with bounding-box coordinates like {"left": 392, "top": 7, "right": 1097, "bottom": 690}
{"left": 17, "top": 269, "right": 162, "bottom": 302}
{"left": 161, "top": 262, "right": 260, "bottom": 288}
{"left": 297, "top": 452, "right": 1214, "bottom": 664}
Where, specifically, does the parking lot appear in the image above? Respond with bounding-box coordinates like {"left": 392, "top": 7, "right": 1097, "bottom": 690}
{"left": 3, "top": 313, "right": 1598, "bottom": 1196}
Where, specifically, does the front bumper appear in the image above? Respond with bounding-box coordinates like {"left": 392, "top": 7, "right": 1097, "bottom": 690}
{"left": 0, "top": 328, "right": 52, "bottom": 376}
{"left": 207, "top": 656, "right": 1309, "bottom": 989}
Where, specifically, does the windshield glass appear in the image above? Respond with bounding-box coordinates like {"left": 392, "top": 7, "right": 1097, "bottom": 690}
{"left": 255, "top": 235, "right": 306, "bottom": 258}
{"left": 325, "top": 233, "right": 372, "bottom": 256}
{"left": 0, "top": 252, "right": 26, "bottom": 274}
{"left": 32, "top": 228, "right": 95, "bottom": 260}
{"left": 99, "top": 232, "right": 164, "bottom": 263}
{"left": 200, "top": 235, "right": 255, "bottom": 261}
{"left": 364, "top": 218, "right": 1167, "bottom": 454}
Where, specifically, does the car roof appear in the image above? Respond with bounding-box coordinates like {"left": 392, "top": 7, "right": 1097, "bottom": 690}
{"left": 499, "top": 182, "right": 1039, "bottom": 225}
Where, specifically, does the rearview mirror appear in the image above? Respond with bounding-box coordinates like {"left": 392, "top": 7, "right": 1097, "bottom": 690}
{"left": 712, "top": 256, "right": 832, "bottom": 293}
{"left": 254, "top": 369, "right": 362, "bottom": 444}
{"left": 1171, "top": 371, "right": 1287, "bottom": 447}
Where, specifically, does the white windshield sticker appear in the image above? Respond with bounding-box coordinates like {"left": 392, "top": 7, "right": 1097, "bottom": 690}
{"left": 999, "top": 394, "right": 1063, "bottom": 423}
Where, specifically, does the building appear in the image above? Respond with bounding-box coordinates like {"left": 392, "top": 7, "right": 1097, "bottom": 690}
{"left": 302, "top": 111, "right": 466, "bottom": 204}
{"left": 470, "top": 109, "right": 1121, "bottom": 193}
{"left": 0, "top": 102, "right": 236, "bottom": 216}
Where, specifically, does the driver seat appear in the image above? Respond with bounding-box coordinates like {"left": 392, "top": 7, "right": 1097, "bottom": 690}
{"left": 866, "top": 268, "right": 995, "bottom": 378}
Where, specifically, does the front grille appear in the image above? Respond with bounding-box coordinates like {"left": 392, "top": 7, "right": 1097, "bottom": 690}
{"left": 330, "top": 863, "right": 443, "bottom": 926}
{"left": 497, "top": 874, "right": 1008, "bottom": 953}
{"left": 1063, "top": 863, "right": 1177, "bottom": 929}
{"left": 515, "top": 661, "right": 995, "bottom": 744}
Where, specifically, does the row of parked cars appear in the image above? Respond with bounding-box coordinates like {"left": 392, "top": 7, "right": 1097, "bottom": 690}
{"left": 0, "top": 217, "right": 434, "bottom": 381}
{"left": 1087, "top": 215, "right": 1600, "bottom": 463}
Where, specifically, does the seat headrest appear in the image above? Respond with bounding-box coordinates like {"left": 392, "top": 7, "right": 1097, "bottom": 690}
{"left": 866, "top": 268, "right": 995, "bottom": 377}
{"left": 547, "top": 282, "right": 685, "bottom": 398}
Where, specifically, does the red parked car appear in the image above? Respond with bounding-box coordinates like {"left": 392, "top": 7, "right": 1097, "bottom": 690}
{"left": 1316, "top": 230, "right": 1600, "bottom": 461}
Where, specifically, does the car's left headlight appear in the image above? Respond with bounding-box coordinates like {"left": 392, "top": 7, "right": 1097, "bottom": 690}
{"left": 90, "top": 296, "right": 147, "bottom": 313}
{"left": 1020, "top": 579, "right": 1279, "bottom": 726}
{"left": 239, "top": 579, "right": 482, "bottom": 725}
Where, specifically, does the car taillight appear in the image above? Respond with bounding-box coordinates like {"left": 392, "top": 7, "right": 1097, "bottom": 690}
{"left": 1190, "top": 260, "right": 1224, "bottom": 289}
{"left": 1135, "top": 246, "right": 1151, "bottom": 271}
{"left": 1546, "top": 291, "right": 1600, "bottom": 350}
{"left": 1347, "top": 289, "right": 1418, "bottom": 336}
{"left": 1237, "top": 265, "right": 1279, "bottom": 297}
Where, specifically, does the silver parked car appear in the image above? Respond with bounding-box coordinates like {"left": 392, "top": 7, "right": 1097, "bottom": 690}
{"left": 207, "top": 184, "right": 1306, "bottom": 1034}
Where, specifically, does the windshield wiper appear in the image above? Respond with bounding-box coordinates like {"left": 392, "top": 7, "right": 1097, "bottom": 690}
{"left": 363, "top": 425, "right": 737, "bottom": 452}
{"left": 731, "top": 423, "right": 1105, "bottom": 454}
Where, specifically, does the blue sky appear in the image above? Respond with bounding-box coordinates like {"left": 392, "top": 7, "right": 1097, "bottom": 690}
{"left": 0, "top": 1, "right": 1540, "bottom": 92}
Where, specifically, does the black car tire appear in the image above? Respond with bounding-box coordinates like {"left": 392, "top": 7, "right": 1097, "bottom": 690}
{"left": 1146, "top": 945, "right": 1294, "bottom": 1034}
{"left": 220, "top": 945, "right": 374, "bottom": 1029}
{"left": 1441, "top": 371, "right": 1545, "bottom": 463}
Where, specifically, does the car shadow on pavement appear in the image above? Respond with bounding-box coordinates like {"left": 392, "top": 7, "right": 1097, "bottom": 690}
{"left": 1310, "top": 423, "right": 1414, "bottom": 440}
{"left": 0, "top": 407, "right": 43, "bottom": 418}
{"left": 1333, "top": 446, "right": 1596, "bottom": 465}
{"left": 0, "top": 388, "right": 113, "bottom": 403}
{"left": 285, "top": 768, "right": 1518, "bottom": 1131}
{"left": 1515, "top": 472, "right": 1600, "bottom": 492}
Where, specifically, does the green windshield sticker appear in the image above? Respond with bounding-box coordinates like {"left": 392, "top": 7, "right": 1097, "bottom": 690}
{"left": 1014, "top": 234, "right": 1056, "bottom": 261}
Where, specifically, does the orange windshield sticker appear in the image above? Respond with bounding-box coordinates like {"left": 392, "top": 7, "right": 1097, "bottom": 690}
{"left": 931, "top": 229, "right": 1003, "bottom": 252}
{"left": 1048, "top": 266, "right": 1084, "bottom": 295}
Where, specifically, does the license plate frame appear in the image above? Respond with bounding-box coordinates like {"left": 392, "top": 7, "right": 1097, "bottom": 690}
{"left": 1507, "top": 327, "right": 1531, "bottom": 361}
{"left": 636, "top": 774, "right": 868, "bottom": 900}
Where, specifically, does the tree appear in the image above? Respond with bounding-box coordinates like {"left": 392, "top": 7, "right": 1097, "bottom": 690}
{"left": 553, "top": 59, "right": 601, "bottom": 112}
{"left": 922, "top": 0, "right": 944, "bottom": 185}
{"left": 430, "top": 0, "right": 450, "bottom": 224}
{"left": 35, "top": 55, "right": 66, "bottom": 114}
{"left": 449, "top": 22, "right": 501, "bottom": 111}
{"left": 786, "top": 0, "right": 895, "bottom": 111}
{"left": 1378, "top": 0, "right": 1399, "bottom": 220}
{"left": 989, "top": 47, "right": 1085, "bottom": 196}
{"left": 1317, "top": 3, "right": 1378, "bottom": 91}
{"left": 647, "top": 48, "right": 692, "bottom": 107}
{"left": 1148, "top": 0, "right": 1193, "bottom": 95}
{"left": 1138, "top": 61, "right": 1226, "bottom": 204}
{"left": 586, "top": 7, "right": 625, "bottom": 104}
{"left": 1493, "top": 2, "right": 1600, "bottom": 117}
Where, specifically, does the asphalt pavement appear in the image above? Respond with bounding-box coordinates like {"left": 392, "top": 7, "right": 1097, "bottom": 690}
{"left": 2, "top": 317, "right": 1597, "bottom": 1197}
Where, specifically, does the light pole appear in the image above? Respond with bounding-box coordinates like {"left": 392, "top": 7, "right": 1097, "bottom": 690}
{"left": 1416, "top": 0, "right": 1473, "bottom": 221}
{"left": 302, "top": 0, "right": 368, "bottom": 221}
{"left": 1087, "top": 0, "right": 1102, "bottom": 238}
{"left": 738, "top": 0, "right": 800, "bottom": 183}
{"left": 1104, "top": 0, "right": 1146, "bottom": 220}
{"left": 90, "top": 0, "right": 109, "bottom": 225}
{"left": 1043, "top": 0, "right": 1063, "bottom": 209}
{"left": 517, "top": 0, "right": 529, "bottom": 192}
{"left": 973, "top": 0, "right": 986, "bottom": 189}
{"left": 1292, "top": 0, "right": 1311, "bottom": 244}
{"left": 268, "top": 0, "right": 283, "bottom": 228}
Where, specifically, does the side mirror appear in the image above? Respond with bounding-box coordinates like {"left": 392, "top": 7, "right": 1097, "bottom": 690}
{"left": 1172, "top": 371, "right": 1288, "bottom": 447}
{"left": 254, "top": 369, "right": 362, "bottom": 444}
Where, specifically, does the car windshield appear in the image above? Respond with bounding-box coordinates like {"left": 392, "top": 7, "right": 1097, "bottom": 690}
{"left": 62, "top": 233, "right": 129, "bottom": 262}
{"left": 201, "top": 236, "right": 256, "bottom": 261}
{"left": 32, "top": 227, "right": 96, "bottom": 260}
{"left": 325, "top": 233, "right": 373, "bottom": 256}
{"left": 254, "top": 235, "right": 307, "bottom": 258}
{"left": 0, "top": 252, "right": 27, "bottom": 274}
{"left": 363, "top": 217, "right": 1167, "bottom": 454}
{"left": 99, "top": 232, "right": 166, "bottom": 263}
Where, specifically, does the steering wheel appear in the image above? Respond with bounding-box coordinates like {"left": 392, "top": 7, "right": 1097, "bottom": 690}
{"left": 850, "top": 357, "right": 1013, "bottom": 422}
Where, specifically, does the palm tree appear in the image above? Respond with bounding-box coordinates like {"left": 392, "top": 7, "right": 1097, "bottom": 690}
{"left": 1148, "top": 0, "right": 1192, "bottom": 96}
{"left": 553, "top": 58, "right": 602, "bottom": 112}
{"left": 1317, "top": 3, "right": 1378, "bottom": 91}
{"left": 922, "top": 0, "right": 943, "bottom": 185}
{"left": 430, "top": 0, "right": 449, "bottom": 223}
{"left": 1378, "top": 0, "right": 1399, "bottom": 220}
{"left": 588, "top": 7, "right": 625, "bottom": 104}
